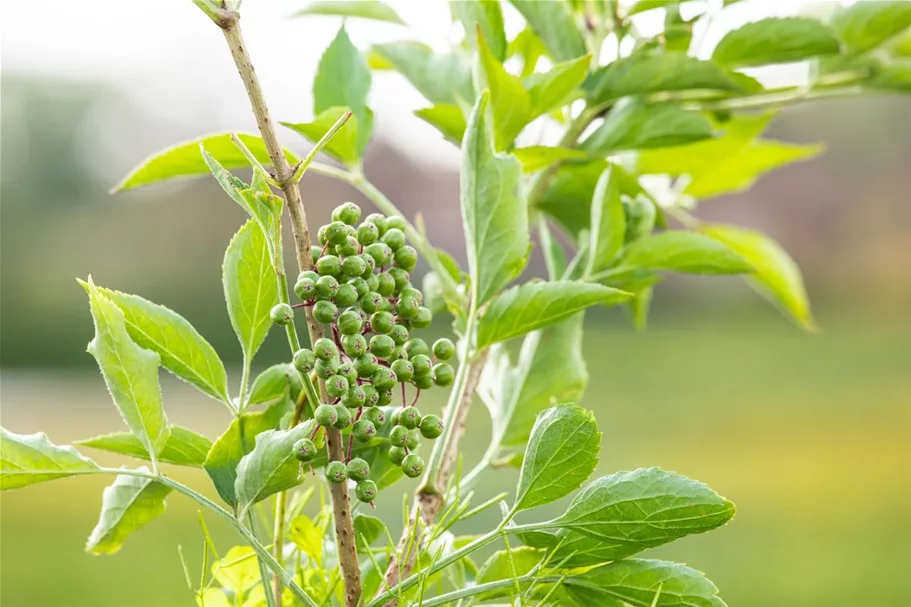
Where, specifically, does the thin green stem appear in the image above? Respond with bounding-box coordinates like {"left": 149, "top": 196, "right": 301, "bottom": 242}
{"left": 686, "top": 84, "right": 867, "bottom": 112}
{"left": 288, "top": 111, "right": 353, "bottom": 184}
{"left": 248, "top": 512, "right": 278, "bottom": 607}
{"left": 237, "top": 354, "right": 251, "bottom": 414}
{"left": 414, "top": 574, "right": 564, "bottom": 607}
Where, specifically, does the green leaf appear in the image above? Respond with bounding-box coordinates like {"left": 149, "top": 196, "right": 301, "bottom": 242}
{"left": 563, "top": 559, "right": 726, "bottom": 607}
{"left": 372, "top": 42, "right": 474, "bottom": 105}
{"left": 524, "top": 54, "right": 592, "bottom": 118}
{"left": 353, "top": 514, "right": 387, "bottom": 552}
{"left": 248, "top": 363, "right": 303, "bottom": 409}
{"left": 234, "top": 421, "right": 318, "bottom": 514}
{"left": 581, "top": 100, "right": 714, "bottom": 155}
{"left": 831, "top": 1, "right": 911, "bottom": 55}
{"left": 508, "top": 27, "right": 548, "bottom": 77}
{"left": 475, "top": 547, "right": 545, "bottom": 599}
{"left": 461, "top": 92, "right": 529, "bottom": 305}
{"left": 0, "top": 429, "right": 100, "bottom": 490}
{"left": 223, "top": 220, "right": 279, "bottom": 363}
{"left": 712, "top": 17, "right": 841, "bottom": 67}
{"left": 86, "top": 471, "right": 171, "bottom": 555}
{"left": 586, "top": 167, "right": 626, "bottom": 275}
{"left": 414, "top": 105, "right": 467, "bottom": 144}
{"left": 452, "top": 0, "right": 507, "bottom": 60}
{"left": 476, "top": 30, "right": 532, "bottom": 151}
{"left": 550, "top": 467, "right": 735, "bottom": 561}
{"left": 292, "top": 0, "right": 405, "bottom": 25}
{"left": 869, "top": 60, "right": 911, "bottom": 91}
{"left": 76, "top": 426, "right": 212, "bottom": 468}
{"left": 507, "top": 0, "right": 587, "bottom": 61}
{"left": 113, "top": 133, "right": 298, "bottom": 193}
{"left": 477, "top": 281, "right": 631, "bottom": 348}
{"left": 621, "top": 231, "right": 753, "bottom": 275}
{"left": 212, "top": 546, "right": 260, "bottom": 595}
{"left": 86, "top": 286, "right": 228, "bottom": 404}
{"left": 702, "top": 224, "right": 815, "bottom": 330}
{"left": 289, "top": 515, "right": 323, "bottom": 563}
{"left": 628, "top": 0, "right": 678, "bottom": 16}
{"left": 512, "top": 146, "right": 588, "bottom": 173}
{"left": 282, "top": 107, "right": 361, "bottom": 166}
{"left": 314, "top": 26, "right": 373, "bottom": 158}
{"left": 514, "top": 404, "right": 600, "bottom": 512}
{"left": 203, "top": 403, "right": 288, "bottom": 506}
{"left": 586, "top": 53, "right": 743, "bottom": 104}
{"left": 84, "top": 280, "right": 169, "bottom": 464}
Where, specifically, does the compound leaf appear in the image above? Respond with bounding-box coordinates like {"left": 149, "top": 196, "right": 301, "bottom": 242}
{"left": 86, "top": 470, "right": 171, "bottom": 555}
{"left": 0, "top": 429, "right": 100, "bottom": 490}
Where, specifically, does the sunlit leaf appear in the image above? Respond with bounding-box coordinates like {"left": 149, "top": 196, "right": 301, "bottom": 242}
{"left": 451, "top": 0, "right": 507, "bottom": 60}
{"left": 372, "top": 41, "right": 474, "bottom": 106}
{"left": 512, "top": 146, "right": 588, "bottom": 173}
{"left": 77, "top": 426, "right": 212, "bottom": 468}
{"left": 0, "top": 429, "right": 100, "bottom": 490}
{"left": 292, "top": 0, "right": 405, "bottom": 25}
{"left": 414, "top": 104, "right": 467, "bottom": 144}
{"left": 507, "top": 0, "right": 586, "bottom": 61}
{"left": 86, "top": 470, "right": 171, "bottom": 555}
{"left": 831, "top": 1, "right": 911, "bottom": 54}
{"left": 586, "top": 167, "right": 626, "bottom": 275}
{"left": 289, "top": 515, "right": 324, "bottom": 563}
{"left": 621, "top": 231, "right": 754, "bottom": 275}
{"left": 712, "top": 17, "right": 841, "bottom": 67}
{"left": 476, "top": 29, "right": 532, "bottom": 151}
{"left": 581, "top": 99, "right": 714, "bottom": 155}
{"left": 524, "top": 54, "right": 592, "bottom": 118}
{"left": 282, "top": 107, "right": 361, "bottom": 165}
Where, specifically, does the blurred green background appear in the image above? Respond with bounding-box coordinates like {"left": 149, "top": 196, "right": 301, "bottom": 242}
{"left": 2, "top": 1, "right": 911, "bottom": 605}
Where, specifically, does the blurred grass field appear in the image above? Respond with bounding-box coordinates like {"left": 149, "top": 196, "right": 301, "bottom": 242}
{"left": 2, "top": 312, "right": 909, "bottom": 607}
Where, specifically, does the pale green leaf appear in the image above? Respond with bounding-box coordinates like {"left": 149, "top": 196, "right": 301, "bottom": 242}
{"left": 586, "top": 53, "right": 743, "bottom": 104}
{"left": 512, "top": 146, "right": 588, "bottom": 173}
{"left": 586, "top": 167, "right": 626, "bottom": 275}
{"left": 372, "top": 41, "right": 474, "bottom": 105}
{"left": 477, "top": 281, "right": 631, "bottom": 348}
{"left": 869, "top": 60, "right": 911, "bottom": 91}
{"left": 212, "top": 546, "right": 260, "bottom": 595}
{"left": 84, "top": 281, "right": 169, "bottom": 463}
{"left": 247, "top": 363, "right": 303, "bottom": 408}
{"left": 289, "top": 515, "right": 324, "bottom": 563}
{"left": 113, "top": 133, "right": 298, "bottom": 193}
{"left": 0, "top": 429, "right": 100, "bottom": 490}
{"left": 460, "top": 92, "right": 529, "bottom": 304}
{"left": 292, "top": 0, "right": 405, "bottom": 25}
{"left": 86, "top": 470, "right": 171, "bottom": 555}
{"left": 86, "top": 286, "right": 229, "bottom": 403}
{"left": 702, "top": 224, "right": 815, "bottom": 330}
{"left": 353, "top": 514, "right": 387, "bottom": 552}
{"left": 282, "top": 107, "right": 361, "bottom": 166}
{"left": 581, "top": 100, "right": 714, "bottom": 155}
{"left": 508, "top": 0, "right": 586, "bottom": 61}
{"left": 564, "top": 559, "right": 725, "bottom": 607}
{"left": 414, "top": 104, "right": 467, "bottom": 144}
{"left": 514, "top": 404, "right": 600, "bottom": 511}
{"left": 314, "top": 26, "right": 373, "bottom": 157}
{"left": 223, "top": 220, "right": 279, "bottom": 362}
{"left": 508, "top": 27, "right": 548, "bottom": 77}
{"left": 628, "top": 0, "right": 678, "bottom": 16}
{"left": 524, "top": 54, "right": 592, "bottom": 118}
{"left": 621, "top": 231, "right": 753, "bottom": 275}
{"left": 452, "top": 0, "right": 507, "bottom": 60}
{"left": 475, "top": 547, "right": 545, "bottom": 599}
{"left": 477, "top": 30, "right": 532, "bottom": 151}
{"left": 712, "top": 17, "right": 841, "bottom": 67}
{"left": 831, "top": 1, "right": 911, "bottom": 54}
{"left": 76, "top": 426, "right": 212, "bottom": 468}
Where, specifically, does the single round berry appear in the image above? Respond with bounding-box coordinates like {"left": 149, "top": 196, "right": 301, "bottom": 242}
{"left": 294, "top": 277, "right": 317, "bottom": 301}
{"left": 336, "top": 236, "right": 360, "bottom": 258}
{"left": 334, "top": 283, "right": 359, "bottom": 308}
{"left": 388, "top": 446, "right": 407, "bottom": 465}
{"left": 395, "top": 296, "right": 420, "bottom": 319}
{"left": 399, "top": 406, "right": 421, "bottom": 429}
{"left": 411, "top": 307, "right": 433, "bottom": 329}
{"left": 370, "top": 335, "right": 396, "bottom": 359}
{"left": 361, "top": 254, "right": 376, "bottom": 277}
{"left": 333, "top": 202, "right": 362, "bottom": 226}
{"left": 406, "top": 428, "right": 421, "bottom": 450}
{"left": 376, "top": 389, "right": 393, "bottom": 407}
{"left": 419, "top": 414, "right": 444, "bottom": 439}
{"left": 405, "top": 338, "right": 429, "bottom": 358}
{"left": 338, "top": 362, "right": 358, "bottom": 385}
{"left": 355, "top": 479, "right": 377, "bottom": 503}
{"left": 349, "top": 277, "right": 369, "bottom": 297}
{"left": 345, "top": 458, "right": 371, "bottom": 483}
{"left": 400, "top": 287, "right": 424, "bottom": 306}
{"left": 314, "top": 338, "right": 337, "bottom": 361}
{"left": 432, "top": 338, "right": 456, "bottom": 361}
{"left": 315, "top": 358, "right": 337, "bottom": 379}
{"left": 293, "top": 348, "right": 316, "bottom": 372}
{"left": 372, "top": 366, "right": 398, "bottom": 391}
{"left": 354, "top": 353, "right": 379, "bottom": 378}
{"left": 394, "top": 246, "right": 418, "bottom": 272}
{"left": 333, "top": 404, "right": 353, "bottom": 429}
{"left": 390, "top": 408, "right": 401, "bottom": 426}
{"left": 364, "top": 407, "right": 386, "bottom": 428}
{"left": 389, "top": 324, "right": 410, "bottom": 346}
{"left": 391, "top": 346, "right": 408, "bottom": 361}
{"left": 410, "top": 353, "right": 433, "bottom": 377}
{"left": 325, "top": 221, "right": 350, "bottom": 245}
{"left": 391, "top": 359, "right": 414, "bottom": 382}
{"left": 317, "top": 255, "right": 342, "bottom": 277}
{"left": 270, "top": 303, "right": 293, "bottom": 325}
{"left": 326, "top": 375, "right": 349, "bottom": 398}
{"left": 389, "top": 425, "right": 410, "bottom": 448}
{"left": 314, "top": 300, "right": 338, "bottom": 323}
{"left": 342, "top": 334, "right": 368, "bottom": 358}
{"left": 352, "top": 419, "right": 377, "bottom": 443}
{"left": 362, "top": 384, "right": 380, "bottom": 408}
{"left": 364, "top": 213, "right": 387, "bottom": 234}
{"left": 370, "top": 311, "right": 395, "bottom": 335}
{"left": 386, "top": 215, "right": 407, "bottom": 232}
{"left": 432, "top": 363, "right": 455, "bottom": 387}
{"left": 299, "top": 270, "right": 319, "bottom": 283}
{"left": 375, "top": 273, "right": 396, "bottom": 297}
{"left": 325, "top": 461, "right": 348, "bottom": 483}
{"left": 293, "top": 438, "right": 317, "bottom": 462}
{"left": 315, "top": 275, "right": 340, "bottom": 299}
{"left": 365, "top": 242, "right": 393, "bottom": 267}
{"left": 360, "top": 292, "right": 383, "bottom": 314}
{"left": 364, "top": 274, "right": 379, "bottom": 292}
{"left": 342, "top": 385, "right": 366, "bottom": 408}
{"left": 357, "top": 222, "right": 379, "bottom": 245}
{"left": 337, "top": 310, "right": 362, "bottom": 335}
{"left": 315, "top": 403, "right": 338, "bottom": 427}
{"left": 311, "top": 245, "right": 322, "bottom": 264}
{"left": 376, "top": 297, "right": 393, "bottom": 313}
{"left": 412, "top": 373, "right": 434, "bottom": 390}
{"left": 317, "top": 225, "right": 329, "bottom": 246}
{"left": 342, "top": 255, "right": 367, "bottom": 278}
{"left": 381, "top": 228, "right": 406, "bottom": 251}
{"left": 401, "top": 454, "right": 425, "bottom": 478}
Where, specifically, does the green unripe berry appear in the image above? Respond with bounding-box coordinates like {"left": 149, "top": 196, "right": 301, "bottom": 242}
{"left": 389, "top": 409, "right": 401, "bottom": 426}
{"left": 364, "top": 213, "right": 387, "bottom": 234}
{"left": 333, "top": 283, "right": 357, "bottom": 308}
{"left": 355, "top": 479, "right": 377, "bottom": 503}
{"left": 406, "top": 428, "right": 421, "bottom": 450}
{"left": 315, "top": 358, "right": 338, "bottom": 379}
{"left": 346, "top": 457, "right": 370, "bottom": 482}
{"left": 342, "top": 255, "right": 367, "bottom": 278}
{"left": 400, "top": 287, "right": 424, "bottom": 306}
{"left": 342, "top": 385, "right": 366, "bottom": 408}
{"left": 352, "top": 420, "right": 377, "bottom": 443}
{"left": 270, "top": 304, "right": 294, "bottom": 325}
{"left": 314, "top": 338, "right": 337, "bottom": 361}
{"left": 338, "top": 310, "right": 363, "bottom": 335}
{"left": 317, "top": 255, "right": 342, "bottom": 277}
{"left": 395, "top": 296, "right": 420, "bottom": 319}
{"left": 356, "top": 221, "right": 379, "bottom": 245}
{"left": 315, "top": 275, "right": 339, "bottom": 299}
{"left": 362, "top": 384, "right": 380, "bottom": 407}
{"left": 386, "top": 215, "right": 407, "bottom": 232}
{"left": 388, "top": 446, "right": 407, "bottom": 465}
{"left": 365, "top": 242, "right": 393, "bottom": 267}
{"left": 325, "top": 221, "right": 350, "bottom": 245}
{"left": 388, "top": 268, "right": 410, "bottom": 293}
{"left": 349, "top": 277, "right": 369, "bottom": 297}
{"left": 376, "top": 297, "right": 393, "bottom": 313}
{"left": 315, "top": 403, "right": 338, "bottom": 427}
{"left": 432, "top": 338, "right": 456, "bottom": 361}
{"left": 359, "top": 292, "right": 383, "bottom": 314}
{"left": 412, "top": 373, "right": 434, "bottom": 390}
{"left": 325, "top": 461, "right": 348, "bottom": 483}
{"left": 298, "top": 270, "right": 319, "bottom": 283}
{"left": 406, "top": 339, "right": 430, "bottom": 358}
{"left": 313, "top": 300, "right": 338, "bottom": 324}
{"left": 391, "top": 359, "right": 414, "bottom": 382}
{"left": 374, "top": 273, "right": 395, "bottom": 297}
{"left": 294, "top": 277, "right": 317, "bottom": 301}
{"left": 389, "top": 324, "right": 410, "bottom": 346}
{"left": 370, "top": 335, "right": 396, "bottom": 359}
{"left": 354, "top": 353, "right": 379, "bottom": 378}
{"left": 399, "top": 406, "right": 421, "bottom": 429}
{"left": 372, "top": 366, "right": 397, "bottom": 391}
{"left": 381, "top": 228, "right": 406, "bottom": 251}
{"left": 401, "top": 454, "right": 425, "bottom": 478}
{"left": 311, "top": 245, "right": 322, "bottom": 264}
{"left": 411, "top": 307, "right": 433, "bottom": 329}
{"left": 361, "top": 254, "right": 376, "bottom": 277}
{"left": 419, "top": 414, "right": 444, "bottom": 439}
{"left": 376, "top": 389, "right": 393, "bottom": 407}
{"left": 326, "top": 375, "right": 349, "bottom": 398}
{"left": 342, "top": 334, "right": 368, "bottom": 358}
{"left": 317, "top": 225, "right": 329, "bottom": 246}
{"left": 333, "top": 202, "right": 362, "bottom": 225}
{"left": 293, "top": 438, "right": 317, "bottom": 462}
{"left": 333, "top": 404, "right": 353, "bottom": 429}
{"left": 363, "top": 407, "right": 386, "bottom": 427}
{"left": 337, "top": 362, "right": 358, "bottom": 385}
{"left": 293, "top": 348, "right": 316, "bottom": 372}
{"left": 364, "top": 274, "right": 379, "bottom": 292}
{"left": 390, "top": 346, "right": 408, "bottom": 361}
{"left": 410, "top": 354, "right": 433, "bottom": 377}
{"left": 394, "top": 246, "right": 418, "bottom": 272}
{"left": 336, "top": 236, "right": 360, "bottom": 258}
{"left": 389, "top": 425, "right": 410, "bottom": 448}
{"left": 432, "top": 363, "right": 454, "bottom": 387}
{"left": 370, "top": 311, "right": 395, "bottom": 334}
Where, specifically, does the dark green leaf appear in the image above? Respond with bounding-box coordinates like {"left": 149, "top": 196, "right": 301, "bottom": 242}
{"left": 514, "top": 404, "right": 600, "bottom": 511}
{"left": 461, "top": 92, "right": 529, "bottom": 304}
{"left": 292, "top": 0, "right": 405, "bottom": 24}
{"left": 353, "top": 514, "right": 387, "bottom": 551}
{"left": 86, "top": 471, "right": 171, "bottom": 555}
{"left": 451, "top": 0, "right": 507, "bottom": 60}
{"left": 282, "top": 107, "right": 361, "bottom": 166}
{"left": 621, "top": 231, "right": 753, "bottom": 275}
{"left": 581, "top": 100, "right": 714, "bottom": 154}
{"left": 477, "top": 29, "right": 532, "bottom": 151}
{"left": 508, "top": 0, "right": 587, "bottom": 61}
{"left": 477, "top": 281, "right": 631, "bottom": 348}
{"left": 414, "top": 105, "right": 467, "bottom": 144}
{"left": 372, "top": 42, "right": 474, "bottom": 105}
{"left": 712, "top": 17, "right": 841, "bottom": 67}
{"left": 524, "top": 54, "right": 592, "bottom": 118}
{"left": 831, "top": 1, "right": 911, "bottom": 54}
{"left": 586, "top": 167, "right": 625, "bottom": 276}
{"left": 512, "top": 146, "right": 588, "bottom": 173}
{"left": 76, "top": 426, "right": 212, "bottom": 468}
{"left": 0, "top": 429, "right": 100, "bottom": 490}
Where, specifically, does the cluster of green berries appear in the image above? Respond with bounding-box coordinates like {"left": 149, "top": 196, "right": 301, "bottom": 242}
{"left": 277, "top": 203, "right": 457, "bottom": 504}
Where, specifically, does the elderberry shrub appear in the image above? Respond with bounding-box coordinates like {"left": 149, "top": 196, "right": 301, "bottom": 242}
{"left": 277, "top": 204, "right": 455, "bottom": 504}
